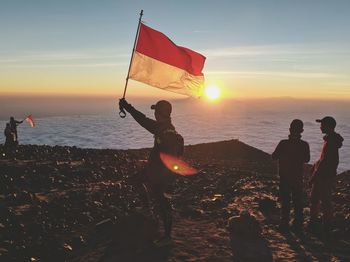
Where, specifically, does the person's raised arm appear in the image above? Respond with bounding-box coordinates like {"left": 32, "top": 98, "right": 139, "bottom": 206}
{"left": 119, "top": 99, "right": 157, "bottom": 134}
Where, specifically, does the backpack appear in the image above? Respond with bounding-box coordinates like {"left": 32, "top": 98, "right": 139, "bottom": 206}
{"left": 157, "top": 129, "right": 184, "bottom": 157}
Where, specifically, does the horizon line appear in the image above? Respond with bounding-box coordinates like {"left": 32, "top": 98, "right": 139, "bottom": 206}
{"left": 1, "top": 92, "right": 350, "bottom": 102}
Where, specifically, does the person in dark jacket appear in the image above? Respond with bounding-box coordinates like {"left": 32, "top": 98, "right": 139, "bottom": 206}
{"left": 4, "top": 123, "right": 15, "bottom": 148}
{"left": 119, "top": 98, "right": 177, "bottom": 246}
{"left": 308, "top": 116, "right": 343, "bottom": 234}
{"left": 272, "top": 119, "right": 310, "bottom": 231}
{"left": 9, "top": 116, "right": 23, "bottom": 145}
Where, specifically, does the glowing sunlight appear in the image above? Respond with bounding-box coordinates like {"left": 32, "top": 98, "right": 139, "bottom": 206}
{"left": 204, "top": 85, "right": 221, "bottom": 100}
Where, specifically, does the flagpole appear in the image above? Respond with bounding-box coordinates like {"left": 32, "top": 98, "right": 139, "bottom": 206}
{"left": 119, "top": 10, "right": 143, "bottom": 118}
{"left": 123, "top": 9, "right": 143, "bottom": 98}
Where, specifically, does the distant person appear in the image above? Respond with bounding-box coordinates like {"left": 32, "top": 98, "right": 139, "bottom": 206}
{"left": 272, "top": 119, "right": 310, "bottom": 231}
{"left": 9, "top": 116, "right": 23, "bottom": 144}
{"left": 308, "top": 116, "right": 343, "bottom": 235}
{"left": 119, "top": 98, "right": 184, "bottom": 247}
{"left": 4, "top": 123, "right": 15, "bottom": 148}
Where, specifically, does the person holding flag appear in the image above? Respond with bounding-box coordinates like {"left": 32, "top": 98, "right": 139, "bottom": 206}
{"left": 119, "top": 98, "right": 181, "bottom": 246}
{"left": 118, "top": 11, "right": 205, "bottom": 246}
{"left": 9, "top": 116, "right": 23, "bottom": 145}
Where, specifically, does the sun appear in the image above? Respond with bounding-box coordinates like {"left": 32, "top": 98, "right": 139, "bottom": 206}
{"left": 204, "top": 85, "right": 221, "bottom": 100}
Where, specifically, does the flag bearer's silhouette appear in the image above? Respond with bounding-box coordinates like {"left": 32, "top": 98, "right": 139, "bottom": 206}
{"left": 9, "top": 116, "right": 23, "bottom": 145}
{"left": 119, "top": 98, "right": 184, "bottom": 247}
{"left": 272, "top": 119, "right": 310, "bottom": 231}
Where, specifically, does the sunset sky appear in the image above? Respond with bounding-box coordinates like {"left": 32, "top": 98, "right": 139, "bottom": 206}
{"left": 1, "top": 0, "right": 350, "bottom": 100}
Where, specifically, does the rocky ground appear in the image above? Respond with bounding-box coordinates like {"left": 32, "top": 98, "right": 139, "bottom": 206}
{"left": 0, "top": 140, "right": 349, "bottom": 261}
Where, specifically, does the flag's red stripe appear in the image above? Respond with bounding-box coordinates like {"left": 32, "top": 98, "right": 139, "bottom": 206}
{"left": 26, "top": 115, "right": 35, "bottom": 127}
{"left": 136, "top": 23, "right": 206, "bottom": 76}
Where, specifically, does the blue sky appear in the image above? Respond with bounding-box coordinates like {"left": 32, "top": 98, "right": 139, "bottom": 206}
{"left": 1, "top": 0, "right": 350, "bottom": 99}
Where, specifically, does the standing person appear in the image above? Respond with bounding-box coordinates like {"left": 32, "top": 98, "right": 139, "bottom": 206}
{"left": 9, "top": 116, "right": 23, "bottom": 145}
{"left": 119, "top": 98, "right": 183, "bottom": 246}
{"left": 272, "top": 119, "right": 310, "bottom": 231}
{"left": 308, "top": 116, "right": 343, "bottom": 235}
{"left": 4, "top": 123, "right": 15, "bottom": 148}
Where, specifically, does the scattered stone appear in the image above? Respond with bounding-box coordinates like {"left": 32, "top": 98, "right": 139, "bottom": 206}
{"left": 0, "top": 142, "right": 348, "bottom": 261}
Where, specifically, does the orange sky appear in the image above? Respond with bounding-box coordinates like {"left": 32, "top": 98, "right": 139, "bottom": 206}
{"left": 2, "top": 68, "right": 349, "bottom": 101}
{"left": 1, "top": 1, "right": 350, "bottom": 101}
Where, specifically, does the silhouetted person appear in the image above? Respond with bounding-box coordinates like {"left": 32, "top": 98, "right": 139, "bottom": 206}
{"left": 272, "top": 119, "right": 310, "bottom": 231}
{"left": 308, "top": 116, "right": 343, "bottom": 234}
{"left": 9, "top": 116, "right": 23, "bottom": 145}
{"left": 119, "top": 98, "right": 183, "bottom": 246}
{"left": 4, "top": 123, "right": 15, "bottom": 149}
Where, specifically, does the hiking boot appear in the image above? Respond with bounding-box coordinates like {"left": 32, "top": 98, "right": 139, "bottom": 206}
{"left": 153, "top": 236, "right": 173, "bottom": 248}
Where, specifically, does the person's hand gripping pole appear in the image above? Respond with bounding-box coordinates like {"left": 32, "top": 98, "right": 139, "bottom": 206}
{"left": 119, "top": 98, "right": 129, "bottom": 118}
{"left": 119, "top": 99, "right": 127, "bottom": 118}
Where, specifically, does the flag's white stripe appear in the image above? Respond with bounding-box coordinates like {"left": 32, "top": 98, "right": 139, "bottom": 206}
{"left": 129, "top": 52, "right": 204, "bottom": 97}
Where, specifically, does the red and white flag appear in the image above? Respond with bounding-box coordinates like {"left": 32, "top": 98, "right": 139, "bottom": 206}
{"left": 129, "top": 23, "right": 206, "bottom": 97}
{"left": 25, "top": 115, "right": 35, "bottom": 128}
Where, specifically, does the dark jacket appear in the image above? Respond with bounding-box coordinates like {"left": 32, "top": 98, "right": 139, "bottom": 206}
{"left": 312, "top": 132, "right": 343, "bottom": 181}
{"left": 4, "top": 125, "right": 12, "bottom": 138}
{"left": 272, "top": 135, "right": 310, "bottom": 184}
{"left": 9, "top": 119, "right": 22, "bottom": 132}
{"left": 123, "top": 103, "right": 175, "bottom": 169}
{"left": 4, "top": 125, "right": 15, "bottom": 147}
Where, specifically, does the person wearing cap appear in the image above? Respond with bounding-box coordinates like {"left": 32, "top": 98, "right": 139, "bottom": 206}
{"left": 272, "top": 119, "right": 310, "bottom": 231}
{"left": 308, "top": 116, "right": 344, "bottom": 234}
{"left": 119, "top": 98, "right": 177, "bottom": 246}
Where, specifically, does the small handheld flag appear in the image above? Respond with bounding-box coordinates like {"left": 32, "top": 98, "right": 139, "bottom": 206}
{"left": 25, "top": 115, "right": 35, "bottom": 128}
